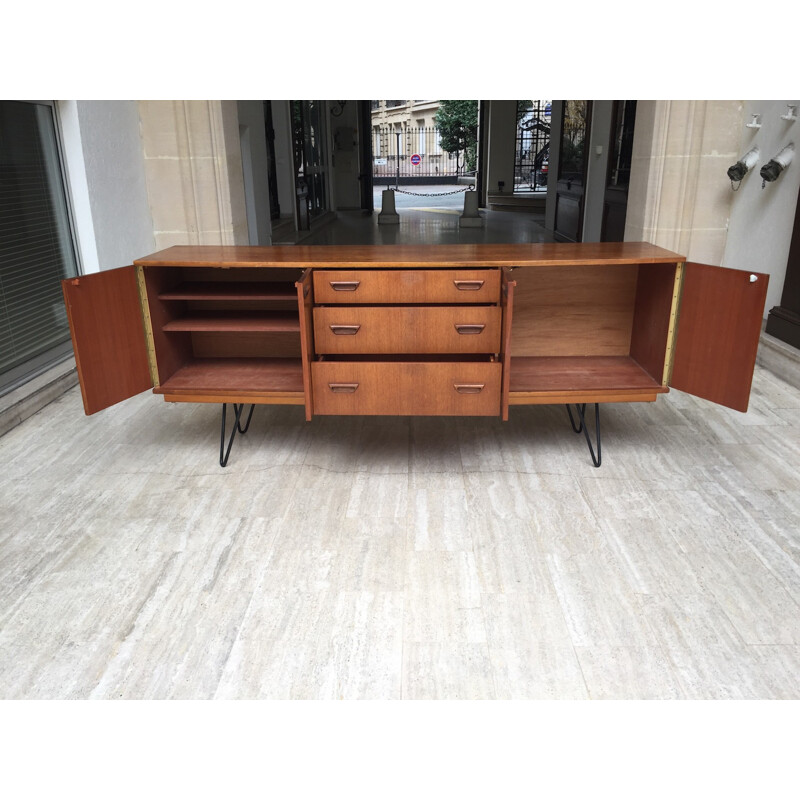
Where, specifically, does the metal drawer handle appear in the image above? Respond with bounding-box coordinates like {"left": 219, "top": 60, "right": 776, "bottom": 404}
{"left": 329, "top": 383, "right": 359, "bottom": 393}
{"left": 330, "top": 324, "right": 361, "bottom": 335}
{"left": 330, "top": 281, "right": 360, "bottom": 291}
{"left": 453, "top": 280, "right": 485, "bottom": 291}
{"left": 454, "top": 323, "right": 486, "bottom": 335}
{"left": 454, "top": 384, "right": 485, "bottom": 394}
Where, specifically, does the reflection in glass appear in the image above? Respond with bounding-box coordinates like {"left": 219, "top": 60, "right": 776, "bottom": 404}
{"left": 291, "top": 100, "right": 328, "bottom": 221}
{"left": 0, "top": 101, "right": 79, "bottom": 392}
{"left": 558, "top": 101, "right": 589, "bottom": 184}
{"left": 608, "top": 101, "right": 637, "bottom": 189}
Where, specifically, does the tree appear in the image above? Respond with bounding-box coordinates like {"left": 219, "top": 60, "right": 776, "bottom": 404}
{"left": 435, "top": 100, "right": 478, "bottom": 175}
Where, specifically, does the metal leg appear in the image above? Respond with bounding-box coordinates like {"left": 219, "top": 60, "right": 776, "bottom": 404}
{"left": 566, "top": 403, "right": 602, "bottom": 467}
{"left": 566, "top": 403, "right": 585, "bottom": 433}
{"left": 236, "top": 403, "right": 255, "bottom": 434}
{"left": 220, "top": 403, "right": 255, "bottom": 467}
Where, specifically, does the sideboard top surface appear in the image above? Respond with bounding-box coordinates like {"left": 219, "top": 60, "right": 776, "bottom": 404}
{"left": 134, "top": 242, "right": 685, "bottom": 269}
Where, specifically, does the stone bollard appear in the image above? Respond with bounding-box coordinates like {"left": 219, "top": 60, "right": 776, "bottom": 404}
{"left": 459, "top": 190, "right": 482, "bottom": 227}
{"left": 378, "top": 189, "right": 400, "bottom": 224}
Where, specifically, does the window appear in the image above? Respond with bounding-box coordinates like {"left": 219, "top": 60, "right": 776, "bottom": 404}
{"left": 0, "top": 101, "right": 79, "bottom": 395}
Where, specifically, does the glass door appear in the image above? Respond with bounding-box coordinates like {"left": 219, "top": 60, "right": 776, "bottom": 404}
{"left": 554, "top": 101, "right": 591, "bottom": 242}
{"left": 0, "top": 100, "right": 79, "bottom": 395}
{"left": 291, "top": 100, "right": 329, "bottom": 229}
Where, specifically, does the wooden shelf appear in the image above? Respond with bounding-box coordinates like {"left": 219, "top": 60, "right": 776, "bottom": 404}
{"left": 509, "top": 355, "right": 667, "bottom": 402}
{"left": 153, "top": 357, "right": 304, "bottom": 395}
{"left": 158, "top": 282, "right": 296, "bottom": 301}
{"left": 162, "top": 311, "right": 300, "bottom": 333}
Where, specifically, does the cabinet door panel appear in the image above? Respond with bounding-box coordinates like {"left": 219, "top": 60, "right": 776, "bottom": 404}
{"left": 500, "top": 269, "right": 516, "bottom": 420}
{"left": 61, "top": 266, "right": 152, "bottom": 415}
{"left": 296, "top": 268, "right": 315, "bottom": 421}
{"left": 670, "top": 262, "right": 768, "bottom": 412}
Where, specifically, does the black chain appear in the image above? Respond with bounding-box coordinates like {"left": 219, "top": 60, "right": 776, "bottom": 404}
{"left": 391, "top": 185, "right": 475, "bottom": 197}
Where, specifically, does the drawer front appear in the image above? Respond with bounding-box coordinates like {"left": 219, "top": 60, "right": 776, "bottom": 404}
{"left": 313, "top": 306, "right": 502, "bottom": 354}
{"left": 313, "top": 269, "right": 500, "bottom": 304}
{"left": 312, "top": 361, "right": 502, "bottom": 416}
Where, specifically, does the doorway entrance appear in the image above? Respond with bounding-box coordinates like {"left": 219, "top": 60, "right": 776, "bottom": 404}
{"left": 554, "top": 101, "right": 592, "bottom": 242}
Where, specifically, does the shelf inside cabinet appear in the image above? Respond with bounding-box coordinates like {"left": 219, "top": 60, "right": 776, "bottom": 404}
{"left": 158, "top": 282, "right": 297, "bottom": 301}
{"left": 162, "top": 311, "right": 300, "bottom": 333}
{"left": 153, "top": 357, "right": 304, "bottom": 395}
{"left": 509, "top": 356, "right": 667, "bottom": 394}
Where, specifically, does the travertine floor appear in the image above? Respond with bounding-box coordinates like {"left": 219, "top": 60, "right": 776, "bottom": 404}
{"left": 1, "top": 362, "right": 799, "bottom": 699}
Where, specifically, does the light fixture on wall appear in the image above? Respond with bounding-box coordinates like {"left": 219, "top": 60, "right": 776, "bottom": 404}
{"left": 760, "top": 143, "right": 794, "bottom": 186}
{"left": 727, "top": 146, "right": 760, "bottom": 190}
{"left": 745, "top": 114, "right": 762, "bottom": 129}
{"left": 780, "top": 104, "right": 797, "bottom": 122}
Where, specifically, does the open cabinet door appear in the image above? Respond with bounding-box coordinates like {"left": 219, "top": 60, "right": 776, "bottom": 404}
{"left": 296, "top": 268, "right": 315, "bottom": 421}
{"left": 499, "top": 268, "right": 516, "bottom": 421}
{"left": 61, "top": 266, "right": 153, "bottom": 415}
{"left": 670, "top": 262, "right": 768, "bottom": 412}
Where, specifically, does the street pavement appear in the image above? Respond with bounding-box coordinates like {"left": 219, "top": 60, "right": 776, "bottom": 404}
{"left": 373, "top": 185, "right": 469, "bottom": 211}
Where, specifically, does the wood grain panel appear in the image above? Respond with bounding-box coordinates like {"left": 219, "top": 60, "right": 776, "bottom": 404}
{"left": 670, "top": 262, "right": 768, "bottom": 412}
{"left": 162, "top": 311, "right": 300, "bottom": 333}
{"left": 61, "top": 266, "right": 152, "bottom": 415}
{"left": 180, "top": 267, "right": 303, "bottom": 283}
{"left": 508, "top": 389, "right": 661, "bottom": 405}
{"left": 158, "top": 282, "right": 296, "bottom": 300}
{"left": 296, "top": 269, "right": 316, "bottom": 420}
{"left": 313, "top": 269, "right": 501, "bottom": 304}
{"left": 509, "top": 355, "right": 667, "bottom": 394}
{"left": 152, "top": 358, "right": 304, "bottom": 395}
{"left": 629, "top": 262, "right": 680, "bottom": 384}
{"left": 312, "top": 361, "right": 501, "bottom": 416}
{"left": 500, "top": 270, "right": 516, "bottom": 421}
{"left": 510, "top": 264, "right": 638, "bottom": 357}
{"left": 134, "top": 242, "right": 685, "bottom": 269}
{"left": 313, "top": 306, "right": 502, "bottom": 354}
{"left": 161, "top": 392, "right": 304, "bottom": 404}
{"left": 191, "top": 332, "right": 302, "bottom": 358}
{"left": 143, "top": 267, "right": 193, "bottom": 385}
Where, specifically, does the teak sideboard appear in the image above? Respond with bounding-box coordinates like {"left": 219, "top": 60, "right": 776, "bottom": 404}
{"left": 61, "top": 242, "right": 768, "bottom": 467}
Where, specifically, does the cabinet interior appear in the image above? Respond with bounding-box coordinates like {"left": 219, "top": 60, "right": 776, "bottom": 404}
{"left": 508, "top": 262, "right": 677, "bottom": 397}
{"left": 140, "top": 260, "right": 680, "bottom": 405}
{"left": 143, "top": 266, "right": 305, "bottom": 396}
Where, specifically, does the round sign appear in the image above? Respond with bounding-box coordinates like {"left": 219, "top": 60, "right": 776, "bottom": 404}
{"left": 410, "top": 154, "right": 421, "bottom": 165}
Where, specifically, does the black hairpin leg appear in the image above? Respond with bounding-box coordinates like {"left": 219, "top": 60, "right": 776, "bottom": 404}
{"left": 220, "top": 403, "right": 255, "bottom": 467}
{"left": 565, "top": 403, "right": 601, "bottom": 467}
{"left": 566, "top": 403, "right": 585, "bottom": 433}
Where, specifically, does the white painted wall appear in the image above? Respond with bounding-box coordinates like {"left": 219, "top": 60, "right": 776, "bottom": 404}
{"left": 237, "top": 100, "right": 272, "bottom": 245}
{"left": 271, "top": 101, "right": 297, "bottom": 223}
{"left": 544, "top": 101, "right": 563, "bottom": 232}
{"left": 58, "top": 101, "right": 154, "bottom": 273}
{"left": 581, "top": 101, "right": 613, "bottom": 242}
{"left": 485, "top": 100, "right": 517, "bottom": 195}
{"left": 723, "top": 100, "right": 800, "bottom": 314}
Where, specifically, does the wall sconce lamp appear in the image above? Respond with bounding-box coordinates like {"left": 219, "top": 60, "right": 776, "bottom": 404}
{"left": 781, "top": 105, "right": 797, "bottom": 122}
{"left": 727, "top": 146, "right": 760, "bottom": 188}
{"left": 760, "top": 143, "right": 794, "bottom": 186}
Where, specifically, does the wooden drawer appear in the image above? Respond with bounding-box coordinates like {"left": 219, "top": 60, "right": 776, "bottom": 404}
{"left": 313, "top": 305, "right": 502, "bottom": 354}
{"left": 312, "top": 360, "right": 502, "bottom": 416}
{"left": 313, "top": 269, "right": 500, "bottom": 304}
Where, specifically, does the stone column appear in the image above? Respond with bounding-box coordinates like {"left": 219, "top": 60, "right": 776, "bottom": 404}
{"left": 625, "top": 100, "right": 743, "bottom": 264}
{"left": 137, "top": 101, "right": 249, "bottom": 249}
